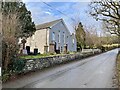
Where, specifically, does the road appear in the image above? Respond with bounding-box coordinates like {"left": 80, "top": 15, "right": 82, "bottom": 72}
{"left": 3, "top": 49, "right": 119, "bottom": 88}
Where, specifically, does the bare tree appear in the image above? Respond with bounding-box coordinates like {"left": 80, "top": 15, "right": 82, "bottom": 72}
{"left": 84, "top": 25, "right": 99, "bottom": 48}
{"left": 2, "top": 12, "right": 20, "bottom": 70}
{"left": 89, "top": 0, "right": 120, "bottom": 36}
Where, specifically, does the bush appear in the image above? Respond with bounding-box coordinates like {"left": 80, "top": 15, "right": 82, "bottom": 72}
{"left": 2, "top": 58, "right": 26, "bottom": 82}
{"left": 9, "top": 59, "right": 26, "bottom": 74}
{"left": 66, "top": 52, "right": 70, "bottom": 54}
{"left": 49, "top": 53, "right": 56, "bottom": 55}
{"left": 2, "top": 70, "right": 10, "bottom": 82}
{"left": 2, "top": 73, "right": 10, "bottom": 82}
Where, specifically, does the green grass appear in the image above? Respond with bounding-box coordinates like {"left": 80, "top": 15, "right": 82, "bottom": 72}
{"left": 20, "top": 52, "right": 76, "bottom": 59}
{"left": 20, "top": 54, "right": 51, "bottom": 59}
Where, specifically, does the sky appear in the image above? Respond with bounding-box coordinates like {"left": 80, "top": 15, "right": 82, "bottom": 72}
{"left": 23, "top": 1, "right": 102, "bottom": 34}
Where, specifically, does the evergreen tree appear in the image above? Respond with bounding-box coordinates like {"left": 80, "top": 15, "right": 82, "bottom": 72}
{"left": 75, "top": 22, "right": 86, "bottom": 51}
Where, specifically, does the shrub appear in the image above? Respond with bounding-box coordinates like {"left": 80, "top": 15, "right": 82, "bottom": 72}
{"left": 2, "top": 73, "right": 10, "bottom": 82}
{"left": 2, "top": 58, "right": 26, "bottom": 82}
{"left": 50, "top": 53, "right": 56, "bottom": 55}
{"left": 66, "top": 52, "right": 70, "bottom": 54}
{"left": 9, "top": 59, "right": 26, "bottom": 74}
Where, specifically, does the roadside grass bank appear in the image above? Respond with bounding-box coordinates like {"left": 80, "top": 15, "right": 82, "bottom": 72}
{"left": 116, "top": 50, "right": 120, "bottom": 88}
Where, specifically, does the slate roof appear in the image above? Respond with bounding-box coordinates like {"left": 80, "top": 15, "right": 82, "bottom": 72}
{"left": 36, "top": 19, "right": 62, "bottom": 30}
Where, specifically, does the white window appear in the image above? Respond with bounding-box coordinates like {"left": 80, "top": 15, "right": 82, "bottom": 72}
{"left": 63, "top": 32, "right": 65, "bottom": 43}
{"left": 52, "top": 32, "right": 55, "bottom": 41}
{"left": 58, "top": 31, "right": 60, "bottom": 43}
{"left": 58, "top": 35, "right": 60, "bottom": 43}
{"left": 32, "top": 35, "right": 35, "bottom": 40}
{"left": 73, "top": 38, "right": 74, "bottom": 44}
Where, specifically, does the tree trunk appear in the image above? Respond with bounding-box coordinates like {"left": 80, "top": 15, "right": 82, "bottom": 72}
{"left": 4, "top": 45, "right": 10, "bottom": 71}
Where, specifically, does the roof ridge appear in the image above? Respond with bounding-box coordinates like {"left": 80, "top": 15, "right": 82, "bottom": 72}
{"left": 36, "top": 18, "right": 62, "bottom": 26}
{"left": 36, "top": 18, "right": 63, "bottom": 30}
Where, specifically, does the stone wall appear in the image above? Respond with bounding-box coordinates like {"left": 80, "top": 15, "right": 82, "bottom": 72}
{"left": 22, "top": 50, "right": 101, "bottom": 73}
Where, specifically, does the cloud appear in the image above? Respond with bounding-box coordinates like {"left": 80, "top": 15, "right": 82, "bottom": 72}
{"left": 56, "top": 3, "right": 71, "bottom": 12}
{"left": 45, "top": 11, "right": 52, "bottom": 15}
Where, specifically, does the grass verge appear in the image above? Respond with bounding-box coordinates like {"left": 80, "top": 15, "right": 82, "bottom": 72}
{"left": 20, "top": 52, "right": 76, "bottom": 59}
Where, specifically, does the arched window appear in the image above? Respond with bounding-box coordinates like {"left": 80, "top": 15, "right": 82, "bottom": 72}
{"left": 73, "top": 38, "right": 74, "bottom": 44}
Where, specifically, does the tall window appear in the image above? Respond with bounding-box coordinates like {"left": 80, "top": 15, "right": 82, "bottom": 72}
{"left": 63, "top": 32, "right": 65, "bottom": 43}
{"left": 72, "top": 38, "right": 74, "bottom": 44}
{"left": 32, "top": 35, "right": 35, "bottom": 41}
{"left": 58, "top": 35, "right": 60, "bottom": 43}
{"left": 52, "top": 32, "right": 55, "bottom": 41}
{"left": 58, "top": 31, "right": 60, "bottom": 43}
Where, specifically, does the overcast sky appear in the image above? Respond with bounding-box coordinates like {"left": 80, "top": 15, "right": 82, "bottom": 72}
{"left": 23, "top": 1, "right": 102, "bottom": 34}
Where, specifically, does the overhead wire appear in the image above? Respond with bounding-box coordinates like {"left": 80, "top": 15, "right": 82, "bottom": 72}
{"left": 41, "top": 1, "right": 76, "bottom": 23}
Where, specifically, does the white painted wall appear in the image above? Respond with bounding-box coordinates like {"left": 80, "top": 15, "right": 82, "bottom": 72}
{"left": 26, "top": 29, "right": 50, "bottom": 54}
{"left": 49, "top": 21, "right": 77, "bottom": 52}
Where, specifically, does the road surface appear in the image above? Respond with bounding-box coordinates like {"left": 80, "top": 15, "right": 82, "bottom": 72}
{"left": 3, "top": 49, "right": 119, "bottom": 88}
